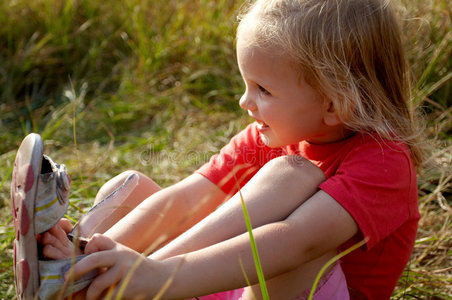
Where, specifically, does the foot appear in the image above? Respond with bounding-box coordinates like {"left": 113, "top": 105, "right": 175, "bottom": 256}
{"left": 41, "top": 219, "right": 83, "bottom": 259}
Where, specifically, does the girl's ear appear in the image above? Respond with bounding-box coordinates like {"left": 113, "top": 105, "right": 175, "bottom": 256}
{"left": 323, "top": 100, "right": 342, "bottom": 126}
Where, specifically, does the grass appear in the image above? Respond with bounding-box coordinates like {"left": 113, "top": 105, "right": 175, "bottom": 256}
{"left": 237, "top": 186, "right": 270, "bottom": 300}
{"left": 0, "top": 0, "right": 451, "bottom": 298}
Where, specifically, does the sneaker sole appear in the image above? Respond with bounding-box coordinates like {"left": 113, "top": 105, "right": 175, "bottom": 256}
{"left": 11, "top": 133, "right": 43, "bottom": 299}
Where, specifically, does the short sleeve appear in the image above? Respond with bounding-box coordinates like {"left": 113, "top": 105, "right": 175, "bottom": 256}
{"left": 196, "top": 123, "right": 282, "bottom": 195}
{"left": 319, "top": 139, "right": 419, "bottom": 250}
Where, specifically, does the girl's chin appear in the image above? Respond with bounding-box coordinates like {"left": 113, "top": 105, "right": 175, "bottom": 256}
{"left": 259, "top": 133, "right": 285, "bottom": 148}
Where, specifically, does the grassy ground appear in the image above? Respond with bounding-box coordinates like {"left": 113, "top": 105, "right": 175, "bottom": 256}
{"left": 0, "top": 0, "right": 451, "bottom": 298}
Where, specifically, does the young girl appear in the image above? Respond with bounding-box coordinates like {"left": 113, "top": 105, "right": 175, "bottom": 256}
{"left": 41, "top": 0, "right": 422, "bottom": 299}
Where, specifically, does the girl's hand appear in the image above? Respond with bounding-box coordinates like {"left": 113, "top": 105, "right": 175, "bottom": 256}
{"left": 41, "top": 218, "right": 80, "bottom": 259}
{"left": 65, "top": 234, "right": 169, "bottom": 300}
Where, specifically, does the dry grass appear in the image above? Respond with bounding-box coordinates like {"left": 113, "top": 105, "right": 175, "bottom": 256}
{"left": 0, "top": 0, "right": 451, "bottom": 298}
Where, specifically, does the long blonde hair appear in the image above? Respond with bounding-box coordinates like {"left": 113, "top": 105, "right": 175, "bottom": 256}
{"left": 237, "top": 0, "right": 424, "bottom": 167}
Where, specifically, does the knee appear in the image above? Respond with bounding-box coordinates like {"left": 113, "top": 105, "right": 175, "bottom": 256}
{"left": 119, "top": 169, "right": 144, "bottom": 177}
{"left": 263, "top": 155, "right": 326, "bottom": 183}
{"left": 96, "top": 170, "right": 147, "bottom": 197}
{"left": 101, "top": 170, "right": 140, "bottom": 189}
{"left": 115, "top": 170, "right": 150, "bottom": 185}
{"left": 118, "top": 170, "right": 161, "bottom": 195}
{"left": 95, "top": 170, "right": 161, "bottom": 204}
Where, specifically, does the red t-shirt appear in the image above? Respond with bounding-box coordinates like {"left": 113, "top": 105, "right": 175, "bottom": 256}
{"left": 196, "top": 123, "right": 420, "bottom": 299}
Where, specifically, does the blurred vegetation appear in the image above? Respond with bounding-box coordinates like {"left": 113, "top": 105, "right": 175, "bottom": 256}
{"left": 0, "top": 0, "right": 245, "bottom": 151}
{"left": 0, "top": 0, "right": 451, "bottom": 298}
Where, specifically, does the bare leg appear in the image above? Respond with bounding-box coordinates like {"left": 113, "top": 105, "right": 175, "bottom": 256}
{"left": 151, "top": 155, "right": 326, "bottom": 260}
{"left": 149, "top": 156, "right": 338, "bottom": 299}
{"left": 42, "top": 170, "right": 161, "bottom": 259}
{"left": 244, "top": 250, "right": 339, "bottom": 300}
{"left": 77, "top": 170, "right": 161, "bottom": 238}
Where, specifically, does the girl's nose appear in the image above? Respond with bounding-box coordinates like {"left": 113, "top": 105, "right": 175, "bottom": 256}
{"left": 239, "top": 92, "right": 257, "bottom": 111}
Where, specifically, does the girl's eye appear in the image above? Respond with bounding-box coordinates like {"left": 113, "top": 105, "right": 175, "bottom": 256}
{"left": 258, "top": 84, "right": 271, "bottom": 96}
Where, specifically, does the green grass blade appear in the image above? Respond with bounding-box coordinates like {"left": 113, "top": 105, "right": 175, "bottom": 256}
{"left": 0, "top": 165, "right": 13, "bottom": 192}
{"left": 307, "top": 237, "right": 369, "bottom": 300}
{"left": 238, "top": 189, "right": 269, "bottom": 300}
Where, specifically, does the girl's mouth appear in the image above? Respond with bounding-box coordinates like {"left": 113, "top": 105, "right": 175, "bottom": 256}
{"left": 255, "top": 120, "right": 269, "bottom": 131}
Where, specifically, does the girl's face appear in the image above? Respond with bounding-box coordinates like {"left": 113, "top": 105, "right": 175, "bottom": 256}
{"left": 237, "top": 35, "right": 348, "bottom": 147}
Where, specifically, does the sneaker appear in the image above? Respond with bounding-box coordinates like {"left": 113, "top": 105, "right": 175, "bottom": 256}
{"left": 11, "top": 133, "right": 96, "bottom": 299}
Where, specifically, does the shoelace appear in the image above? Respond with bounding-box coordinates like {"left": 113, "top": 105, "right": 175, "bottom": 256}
{"left": 55, "top": 163, "right": 70, "bottom": 204}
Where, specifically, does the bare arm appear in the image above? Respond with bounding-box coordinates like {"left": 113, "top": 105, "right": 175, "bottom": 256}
{"left": 104, "top": 173, "right": 228, "bottom": 254}
{"left": 151, "top": 155, "right": 326, "bottom": 260}
{"left": 68, "top": 155, "right": 356, "bottom": 299}
{"left": 70, "top": 188, "right": 358, "bottom": 299}
{"left": 159, "top": 190, "right": 358, "bottom": 298}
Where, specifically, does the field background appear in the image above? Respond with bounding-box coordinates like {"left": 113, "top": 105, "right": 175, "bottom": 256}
{"left": 0, "top": 0, "right": 450, "bottom": 298}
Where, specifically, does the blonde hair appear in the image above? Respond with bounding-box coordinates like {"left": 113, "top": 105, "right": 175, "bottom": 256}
{"left": 237, "top": 0, "right": 424, "bottom": 167}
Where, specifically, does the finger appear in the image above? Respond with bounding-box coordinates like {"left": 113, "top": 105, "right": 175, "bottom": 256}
{"left": 84, "top": 233, "right": 117, "bottom": 255}
{"left": 58, "top": 218, "right": 74, "bottom": 234}
{"left": 64, "top": 249, "right": 116, "bottom": 282}
{"left": 49, "top": 223, "right": 72, "bottom": 246}
{"left": 86, "top": 266, "right": 121, "bottom": 300}
{"left": 41, "top": 230, "right": 72, "bottom": 257}
{"left": 42, "top": 244, "right": 67, "bottom": 260}
{"left": 41, "top": 231, "right": 55, "bottom": 245}
{"left": 41, "top": 232, "right": 67, "bottom": 254}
